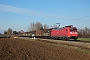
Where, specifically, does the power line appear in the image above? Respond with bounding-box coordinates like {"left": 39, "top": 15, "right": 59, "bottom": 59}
{"left": 74, "top": 16, "right": 90, "bottom": 20}
{"left": 75, "top": 9, "right": 90, "bottom": 16}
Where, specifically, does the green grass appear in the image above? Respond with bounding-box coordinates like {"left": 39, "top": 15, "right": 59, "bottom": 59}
{"left": 78, "top": 38, "right": 90, "bottom": 42}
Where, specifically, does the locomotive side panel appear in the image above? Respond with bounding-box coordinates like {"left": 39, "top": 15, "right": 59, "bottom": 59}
{"left": 51, "top": 26, "right": 78, "bottom": 40}
{"left": 51, "top": 27, "right": 68, "bottom": 39}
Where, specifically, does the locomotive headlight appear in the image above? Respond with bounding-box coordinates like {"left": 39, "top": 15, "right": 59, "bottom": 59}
{"left": 75, "top": 32, "right": 77, "bottom": 34}
{"left": 70, "top": 32, "right": 72, "bottom": 34}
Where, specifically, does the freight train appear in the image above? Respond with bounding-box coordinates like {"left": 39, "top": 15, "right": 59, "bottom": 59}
{"left": 19, "top": 25, "right": 78, "bottom": 40}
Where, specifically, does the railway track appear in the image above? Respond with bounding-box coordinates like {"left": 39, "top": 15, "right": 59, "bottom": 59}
{"left": 36, "top": 38, "right": 90, "bottom": 49}
{"left": 20, "top": 36, "right": 90, "bottom": 43}
{"left": 19, "top": 37, "right": 90, "bottom": 50}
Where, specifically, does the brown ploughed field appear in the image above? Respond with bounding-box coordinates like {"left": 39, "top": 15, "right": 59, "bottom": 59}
{"left": 0, "top": 38, "right": 90, "bottom": 60}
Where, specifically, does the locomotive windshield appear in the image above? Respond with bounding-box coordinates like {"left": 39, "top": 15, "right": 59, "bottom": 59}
{"left": 70, "top": 27, "right": 77, "bottom": 32}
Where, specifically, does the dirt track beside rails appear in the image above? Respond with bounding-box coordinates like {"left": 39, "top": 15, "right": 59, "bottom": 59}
{"left": 38, "top": 39, "right": 90, "bottom": 50}
{"left": 0, "top": 38, "right": 90, "bottom": 60}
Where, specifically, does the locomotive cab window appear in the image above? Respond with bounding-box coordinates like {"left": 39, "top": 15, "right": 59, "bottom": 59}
{"left": 70, "top": 28, "right": 73, "bottom": 32}
{"left": 73, "top": 29, "right": 77, "bottom": 32}
{"left": 73, "top": 27, "right": 77, "bottom": 32}
{"left": 70, "top": 27, "right": 77, "bottom": 32}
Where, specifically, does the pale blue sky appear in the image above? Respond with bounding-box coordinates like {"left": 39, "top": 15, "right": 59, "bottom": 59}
{"left": 0, "top": 0, "right": 90, "bottom": 33}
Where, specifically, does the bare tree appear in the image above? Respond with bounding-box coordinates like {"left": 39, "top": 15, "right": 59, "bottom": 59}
{"left": 7, "top": 28, "right": 12, "bottom": 35}
{"left": 29, "top": 21, "right": 43, "bottom": 31}
{"left": 4, "top": 31, "right": 7, "bottom": 35}
{"left": 53, "top": 24, "right": 57, "bottom": 28}
{"left": 35, "top": 21, "right": 42, "bottom": 31}
{"left": 84, "top": 27, "right": 90, "bottom": 38}
{"left": 29, "top": 22, "right": 36, "bottom": 31}
{"left": 13, "top": 31, "right": 18, "bottom": 36}
{"left": 78, "top": 27, "right": 90, "bottom": 38}
{"left": 19, "top": 30, "right": 24, "bottom": 33}
{"left": 43, "top": 24, "right": 49, "bottom": 29}
{"left": 50, "top": 25, "right": 53, "bottom": 29}
{"left": 49, "top": 24, "right": 58, "bottom": 29}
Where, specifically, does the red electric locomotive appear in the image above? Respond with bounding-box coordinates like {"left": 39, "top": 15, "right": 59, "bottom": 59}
{"left": 51, "top": 25, "right": 78, "bottom": 40}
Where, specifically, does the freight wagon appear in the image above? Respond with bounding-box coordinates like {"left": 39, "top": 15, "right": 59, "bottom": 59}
{"left": 35, "top": 29, "right": 52, "bottom": 38}
{"left": 19, "top": 31, "right": 36, "bottom": 37}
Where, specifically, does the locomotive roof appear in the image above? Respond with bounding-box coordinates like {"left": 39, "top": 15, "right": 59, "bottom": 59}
{"left": 52, "top": 27, "right": 65, "bottom": 30}
{"left": 52, "top": 26, "right": 77, "bottom": 30}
